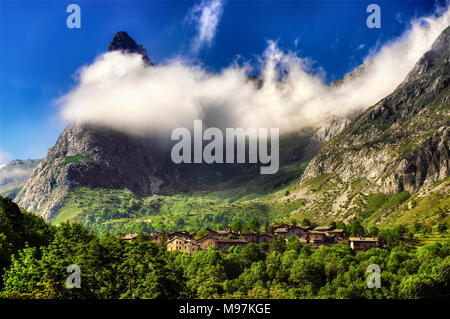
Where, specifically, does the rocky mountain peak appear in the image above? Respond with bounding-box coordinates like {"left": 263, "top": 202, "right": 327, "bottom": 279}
{"left": 108, "top": 31, "right": 153, "bottom": 65}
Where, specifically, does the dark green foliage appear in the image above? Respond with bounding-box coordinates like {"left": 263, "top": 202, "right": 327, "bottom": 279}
{"left": 246, "top": 218, "right": 261, "bottom": 232}
{"left": 0, "top": 196, "right": 55, "bottom": 287}
{"left": 194, "top": 229, "right": 209, "bottom": 240}
{"left": 301, "top": 218, "right": 312, "bottom": 227}
{"left": 378, "top": 224, "right": 412, "bottom": 249}
{"left": 380, "top": 191, "right": 411, "bottom": 211}
{"left": 364, "top": 193, "right": 388, "bottom": 217}
{"left": 436, "top": 221, "right": 448, "bottom": 233}
{"left": 230, "top": 220, "right": 244, "bottom": 233}
{"left": 264, "top": 220, "right": 270, "bottom": 233}
{"left": 270, "top": 236, "right": 286, "bottom": 254}
{"left": 368, "top": 226, "right": 379, "bottom": 237}
{"left": 1, "top": 222, "right": 185, "bottom": 299}
{"left": 1, "top": 229, "right": 449, "bottom": 299}
{"left": 336, "top": 221, "right": 346, "bottom": 230}
{"left": 349, "top": 218, "right": 366, "bottom": 236}
{"left": 412, "top": 222, "right": 423, "bottom": 233}
{"left": 159, "top": 230, "right": 167, "bottom": 247}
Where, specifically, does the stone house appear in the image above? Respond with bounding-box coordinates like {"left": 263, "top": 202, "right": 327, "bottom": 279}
{"left": 195, "top": 234, "right": 248, "bottom": 254}
{"left": 325, "top": 229, "right": 346, "bottom": 242}
{"left": 215, "top": 229, "right": 234, "bottom": 237}
{"left": 148, "top": 232, "right": 160, "bottom": 243}
{"left": 349, "top": 237, "right": 379, "bottom": 251}
{"left": 213, "top": 238, "right": 248, "bottom": 254}
{"left": 122, "top": 233, "right": 138, "bottom": 241}
{"left": 195, "top": 234, "right": 221, "bottom": 251}
{"left": 166, "top": 236, "right": 200, "bottom": 256}
{"left": 257, "top": 233, "right": 273, "bottom": 244}
{"left": 273, "top": 227, "right": 289, "bottom": 238}
{"left": 305, "top": 230, "right": 327, "bottom": 244}
{"left": 287, "top": 225, "right": 308, "bottom": 238}
{"left": 240, "top": 230, "right": 259, "bottom": 243}
{"left": 272, "top": 224, "right": 308, "bottom": 239}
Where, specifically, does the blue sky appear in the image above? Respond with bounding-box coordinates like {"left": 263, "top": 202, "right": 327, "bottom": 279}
{"left": 0, "top": 0, "right": 446, "bottom": 162}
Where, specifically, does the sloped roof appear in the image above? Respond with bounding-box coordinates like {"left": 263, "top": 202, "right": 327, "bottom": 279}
{"left": 258, "top": 233, "right": 273, "bottom": 237}
{"left": 215, "top": 238, "right": 248, "bottom": 244}
{"left": 327, "top": 229, "right": 344, "bottom": 233}
{"left": 195, "top": 234, "right": 221, "bottom": 242}
{"left": 308, "top": 230, "right": 326, "bottom": 234}
{"left": 241, "top": 230, "right": 258, "bottom": 235}
{"left": 122, "top": 233, "right": 138, "bottom": 240}
{"left": 167, "top": 236, "right": 199, "bottom": 246}
{"left": 314, "top": 226, "right": 334, "bottom": 231}
{"left": 349, "top": 237, "right": 379, "bottom": 242}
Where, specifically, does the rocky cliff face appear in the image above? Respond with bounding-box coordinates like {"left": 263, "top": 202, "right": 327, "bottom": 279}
{"left": 312, "top": 118, "right": 351, "bottom": 143}
{"left": 16, "top": 122, "right": 171, "bottom": 220}
{"left": 301, "top": 26, "right": 450, "bottom": 195}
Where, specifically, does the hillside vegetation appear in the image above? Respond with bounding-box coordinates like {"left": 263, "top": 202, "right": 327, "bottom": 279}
{"left": 1, "top": 196, "right": 449, "bottom": 299}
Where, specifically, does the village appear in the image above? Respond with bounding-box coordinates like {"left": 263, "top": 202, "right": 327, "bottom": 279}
{"left": 118, "top": 224, "right": 380, "bottom": 255}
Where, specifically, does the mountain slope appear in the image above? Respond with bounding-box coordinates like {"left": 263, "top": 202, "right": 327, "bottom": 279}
{"left": 16, "top": 121, "right": 327, "bottom": 222}
{"left": 286, "top": 26, "right": 450, "bottom": 225}
{"left": 301, "top": 26, "right": 450, "bottom": 193}
{"left": 16, "top": 122, "right": 170, "bottom": 220}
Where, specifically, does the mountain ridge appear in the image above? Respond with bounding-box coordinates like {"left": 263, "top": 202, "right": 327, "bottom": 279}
{"left": 300, "top": 26, "right": 450, "bottom": 194}
{"left": 282, "top": 26, "right": 450, "bottom": 226}
{"left": 16, "top": 27, "right": 450, "bottom": 228}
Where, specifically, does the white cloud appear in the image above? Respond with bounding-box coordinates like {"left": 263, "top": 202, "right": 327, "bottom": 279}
{"left": 60, "top": 7, "right": 450, "bottom": 137}
{"left": 0, "top": 150, "right": 10, "bottom": 166}
{"left": 0, "top": 167, "right": 30, "bottom": 183}
{"left": 356, "top": 44, "right": 365, "bottom": 50}
{"left": 188, "top": 0, "right": 225, "bottom": 53}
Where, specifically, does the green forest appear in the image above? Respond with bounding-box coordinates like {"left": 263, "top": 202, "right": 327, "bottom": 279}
{"left": 0, "top": 195, "right": 448, "bottom": 299}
